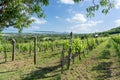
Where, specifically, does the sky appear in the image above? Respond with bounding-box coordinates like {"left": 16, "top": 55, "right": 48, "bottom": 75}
{"left": 2, "top": 0, "right": 120, "bottom": 33}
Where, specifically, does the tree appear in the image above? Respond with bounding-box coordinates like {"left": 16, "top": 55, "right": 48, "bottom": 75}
{"left": 0, "top": 0, "right": 114, "bottom": 32}
{"left": 0, "top": 0, "right": 49, "bottom": 32}
{"left": 74, "top": 0, "right": 114, "bottom": 17}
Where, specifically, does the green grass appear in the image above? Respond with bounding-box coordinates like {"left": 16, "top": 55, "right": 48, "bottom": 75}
{"left": 0, "top": 48, "right": 62, "bottom": 80}
{"left": 92, "top": 39, "right": 120, "bottom": 80}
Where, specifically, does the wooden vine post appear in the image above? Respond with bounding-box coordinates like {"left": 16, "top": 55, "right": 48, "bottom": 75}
{"left": 4, "top": 47, "right": 7, "bottom": 62}
{"left": 12, "top": 39, "right": 15, "bottom": 61}
{"left": 95, "top": 38, "right": 99, "bottom": 45}
{"left": 67, "top": 32, "right": 73, "bottom": 69}
{"left": 34, "top": 37, "right": 37, "bottom": 65}
{"left": 29, "top": 43, "right": 32, "bottom": 56}
{"left": 51, "top": 39, "right": 54, "bottom": 52}
{"left": 78, "top": 51, "right": 81, "bottom": 61}
{"left": 61, "top": 45, "right": 65, "bottom": 73}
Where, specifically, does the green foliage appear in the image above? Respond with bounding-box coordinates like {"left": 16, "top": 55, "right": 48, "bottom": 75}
{"left": 16, "top": 42, "right": 33, "bottom": 53}
{"left": 106, "top": 44, "right": 111, "bottom": 48}
{"left": 99, "top": 49, "right": 110, "bottom": 59}
{"left": 112, "top": 36, "right": 120, "bottom": 53}
{"left": 100, "top": 0, "right": 109, "bottom": 6}
{"left": 0, "top": 32, "right": 2, "bottom": 39}
{"left": 112, "top": 36, "right": 120, "bottom": 44}
{"left": 74, "top": 0, "right": 83, "bottom": 3}
{"left": 72, "top": 38, "right": 82, "bottom": 53}
{"left": 75, "top": 0, "right": 114, "bottom": 17}
{"left": 63, "top": 40, "right": 69, "bottom": 51}
{"left": 63, "top": 37, "right": 103, "bottom": 54}
{"left": 2, "top": 43, "right": 12, "bottom": 52}
{"left": 0, "top": 44, "right": 3, "bottom": 53}
{"left": 86, "top": 5, "right": 99, "bottom": 17}
{"left": 0, "top": 0, "right": 49, "bottom": 32}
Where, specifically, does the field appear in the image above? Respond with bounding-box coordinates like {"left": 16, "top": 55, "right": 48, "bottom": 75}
{"left": 0, "top": 34, "right": 120, "bottom": 80}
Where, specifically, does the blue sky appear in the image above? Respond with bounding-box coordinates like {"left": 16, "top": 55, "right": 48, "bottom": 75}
{"left": 2, "top": 0, "right": 120, "bottom": 33}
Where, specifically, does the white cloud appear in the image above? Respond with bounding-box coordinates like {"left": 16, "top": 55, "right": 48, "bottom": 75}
{"left": 68, "top": 20, "right": 103, "bottom": 33}
{"left": 55, "top": 16, "right": 60, "bottom": 19}
{"left": 31, "top": 26, "right": 40, "bottom": 30}
{"left": 115, "top": 0, "right": 120, "bottom": 9}
{"left": 23, "top": 26, "right": 41, "bottom": 32}
{"left": 31, "top": 17, "right": 47, "bottom": 24}
{"left": 115, "top": 19, "right": 120, "bottom": 26}
{"left": 67, "top": 8, "right": 76, "bottom": 14}
{"left": 60, "top": 0, "right": 74, "bottom": 4}
{"left": 66, "top": 13, "right": 87, "bottom": 23}
{"left": 66, "top": 13, "right": 104, "bottom": 33}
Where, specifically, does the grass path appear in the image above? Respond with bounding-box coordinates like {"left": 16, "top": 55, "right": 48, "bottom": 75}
{"left": 62, "top": 39, "right": 120, "bottom": 80}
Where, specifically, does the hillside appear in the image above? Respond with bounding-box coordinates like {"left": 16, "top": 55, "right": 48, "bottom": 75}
{"left": 105, "top": 26, "right": 120, "bottom": 34}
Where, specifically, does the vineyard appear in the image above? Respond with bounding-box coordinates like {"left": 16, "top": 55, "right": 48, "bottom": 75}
{"left": 0, "top": 33, "right": 120, "bottom": 80}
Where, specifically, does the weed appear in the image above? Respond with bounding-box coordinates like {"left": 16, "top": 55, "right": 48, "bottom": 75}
{"left": 99, "top": 50, "right": 110, "bottom": 59}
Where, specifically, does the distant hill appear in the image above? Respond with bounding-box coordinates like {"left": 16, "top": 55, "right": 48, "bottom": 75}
{"left": 105, "top": 26, "right": 120, "bottom": 34}
{"left": 34, "top": 31, "right": 68, "bottom": 34}
{"left": 94, "top": 26, "right": 120, "bottom": 37}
